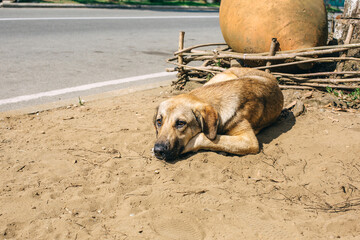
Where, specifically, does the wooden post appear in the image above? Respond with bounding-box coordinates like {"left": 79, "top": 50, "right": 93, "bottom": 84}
{"left": 334, "top": 0, "right": 360, "bottom": 74}
{"left": 178, "top": 31, "right": 185, "bottom": 73}
{"left": 265, "top": 38, "right": 278, "bottom": 73}
{"left": 336, "top": 23, "right": 354, "bottom": 73}
{"left": 331, "top": 17, "right": 335, "bottom": 35}
{"left": 343, "top": 0, "right": 360, "bottom": 19}
{"left": 175, "top": 31, "right": 187, "bottom": 88}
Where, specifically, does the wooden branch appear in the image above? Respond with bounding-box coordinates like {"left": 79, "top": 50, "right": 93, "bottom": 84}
{"left": 279, "top": 77, "right": 360, "bottom": 84}
{"left": 307, "top": 79, "right": 360, "bottom": 83}
{"left": 167, "top": 61, "right": 225, "bottom": 73}
{"left": 174, "top": 43, "right": 228, "bottom": 55}
{"left": 201, "top": 60, "right": 212, "bottom": 67}
{"left": 182, "top": 50, "right": 213, "bottom": 56}
{"left": 256, "top": 57, "right": 360, "bottom": 70}
{"left": 279, "top": 85, "right": 314, "bottom": 90}
{"left": 168, "top": 56, "right": 178, "bottom": 62}
{"left": 266, "top": 38, "right": 278, "bottom": 73}
{"left": 268, "top": 42, "right": 360, "bottom": 54}
{"left": 181, "top": 48, "right": 356, "bottom": 62}
{"left": 188, "top": 77, "right": 208, "bottom": 82}
{"left": 273, "top": 71, "right": 360, "bottom": 78}
{"left": 296, "top": 56, "right": 360, "bottom": 62}
{"left": 174, "top": 42, "right": 360, "bottom": 57}
{"left": 287, "top": 82, "right": 360, "bottom": 90}
{"left": 177, "top": 31, "right": 185, "bottom": 72}
{"left": 336, "top": 24, "right": 355, "bottom": 73}
{"left": 330, "top": 17, "right": 335, "bottom": 34}
{"left": 166, "top": 68, "right": 177, "bottom": 72}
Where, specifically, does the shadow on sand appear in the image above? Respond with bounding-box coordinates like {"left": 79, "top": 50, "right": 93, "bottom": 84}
{"left": 257, "top": 110, "right": 296, "bottom": 148}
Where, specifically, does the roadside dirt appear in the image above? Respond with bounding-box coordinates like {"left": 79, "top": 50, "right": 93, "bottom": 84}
{"left": 1, "top": 83, "right": 359, "bottom": 239}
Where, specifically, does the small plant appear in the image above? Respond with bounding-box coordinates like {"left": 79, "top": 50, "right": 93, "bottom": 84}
{"left": 326, "top": 86, "right": 337, "bottom": 96}
{"left": 215, "top": 59, "right": 222, "bottom": 67}
{"left": 350, "top": 88, "right": 360, "bottom": 101}
{"left": 326, "top": 5, "right": 342, "bottom": 13}
{"left": 206, "top": 73, "right": 214, "bottom": 81}
{"left": 326, "top": 87, "right": 360, "bottom": 108}
{"left": 78, "top": 97, "right": 85, "bottom": 106}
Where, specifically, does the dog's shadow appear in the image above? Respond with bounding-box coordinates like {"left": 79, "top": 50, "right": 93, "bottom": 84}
{"left": 257, "top": 109, "right": 296, "bottom": 149}
{"left": 170, "top": 110, "right": 296, "bottom": 163}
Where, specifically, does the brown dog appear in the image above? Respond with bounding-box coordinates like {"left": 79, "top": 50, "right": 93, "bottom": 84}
{"left": 153, "top": 67, "right": 284, "bottom": 161}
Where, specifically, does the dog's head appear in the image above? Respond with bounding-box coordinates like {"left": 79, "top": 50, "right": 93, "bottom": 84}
{"left": 153, "top": 94, "right": 218, "bottom": 161}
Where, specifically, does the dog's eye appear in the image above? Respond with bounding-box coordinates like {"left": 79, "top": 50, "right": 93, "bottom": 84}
{"left": 175, "top": 120, "right": 186, "bottom": 129}
{"left": 156, "top": 119, "right": 162, "bottom": 127}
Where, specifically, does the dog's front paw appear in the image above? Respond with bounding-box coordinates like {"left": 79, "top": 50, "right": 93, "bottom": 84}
{"left": 182, "top": 133, "right": 207, "bottom": 154}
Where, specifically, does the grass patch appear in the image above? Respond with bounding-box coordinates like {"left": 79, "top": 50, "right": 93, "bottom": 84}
{"left": 326, "top": 87, "right": 360, "bottom": 108}
{"left": 326, "top": 5, "right": 343, "bottom": 13}
{"left": 18, "top": 0, "right": 220, "bottom": 7}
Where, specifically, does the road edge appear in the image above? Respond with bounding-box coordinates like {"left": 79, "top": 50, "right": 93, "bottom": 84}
{"left": 0, "top": 78, "right": 173, "bottom": 116}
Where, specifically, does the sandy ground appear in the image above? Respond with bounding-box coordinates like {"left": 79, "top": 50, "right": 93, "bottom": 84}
{"left": 1, "top": 83, "right": 360, "bottom": 240}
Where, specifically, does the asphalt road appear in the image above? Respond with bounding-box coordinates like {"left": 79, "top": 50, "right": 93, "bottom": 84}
{"left": 0, "top": 8, "right": 223, "bottom": 111}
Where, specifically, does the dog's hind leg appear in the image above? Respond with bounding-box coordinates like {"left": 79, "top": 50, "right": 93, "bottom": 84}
{"left": 182, "top": 121, "right": 259, "bottom": 156}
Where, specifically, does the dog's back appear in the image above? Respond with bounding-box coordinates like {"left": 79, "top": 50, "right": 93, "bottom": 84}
{"left": 205, "top": 67, "right": 276, "bottom": 86}
{"left": 190, "top": 69, "right": 283, "bottom": 134}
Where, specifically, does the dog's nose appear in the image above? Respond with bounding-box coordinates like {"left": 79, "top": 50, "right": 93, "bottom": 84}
{"left": 154, "top": 142, "right": 169, "bottom": 160}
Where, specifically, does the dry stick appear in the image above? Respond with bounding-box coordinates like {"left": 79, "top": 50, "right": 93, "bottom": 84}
{"left": 168, "top": 61, "right": 225, "bottom": 73}
{"left": 304, "top": 57, "right": 360, "bottom": 62}
{"left": 182, "top": 47, "right": 353, "bottom": 62}
{"left": 302, "top": 83, "right": 359, "bottom": 90}
{"left": 174, "top": 43, "right": 228, "bottom": 55}
{"left": 201, "top": 59, "right": 211, "bottom": 67}
{"left": 178, "top": 31, "right": 185, "bottom": 72}
{"left": 180, "top": 49, "right": 225, "bottom": 55}
{"left": 175, "top": 42, "right": 360, "bottom": 58}
{"left": 181, "top": 50, "right": 360, "bottom": 63}
{"left": 273, "top": 71, "right": 360, "bottom": 78}
{"left": 168, "top": 56, "right": 178, "bottom": 62}
{"left": 174, "top": 42, "right": 360, "bottom": 57}
{"left": 259, "top": 42, "right": 360, "bottom": 55}
{"left": 188, "top": 77, "right": 209, "bottom": 82}
{"left": 256, "top": 57, "right": 360, "bottom": 70}
{"left": 336, "top": 24, "right": 355, "bottom": 74}
{"left": 175, "top": 31, "right": 187, "bottom": 87}
{"left": 286, "top": 82, "right": 359, "bottom": 90}
{"left": 166, "top": 67, "right": 177, "bottom": 72}
{"left": 279, "top": 77, "right": 360, "bottom": 84}
{"left": 265, "top": 38, "right": 278, "bottom": 73}
{"left": 235, "top": 50, "right": 360, "bottom": 60}
{"left": 331, "top": 17, "right": 335, "bottom": 34}
{"left": 279, "top": 85, "right": 314, "bottom": 90}
{"left": 171, "top": 45, "right": 360, "bottom": 65}
{"left": 295, "top": 56, "right": 360, "bottom": 61}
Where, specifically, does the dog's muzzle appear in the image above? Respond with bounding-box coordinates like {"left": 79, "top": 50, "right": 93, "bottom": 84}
{"left": 154, "top": 141, "right": 178, "bottom": 161}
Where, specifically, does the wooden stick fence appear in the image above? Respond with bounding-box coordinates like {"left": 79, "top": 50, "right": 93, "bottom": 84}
{"left": 167, "top": 33, "right": 360, "bottom": 91}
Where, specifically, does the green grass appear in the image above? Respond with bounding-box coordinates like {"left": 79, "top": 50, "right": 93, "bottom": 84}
{"left": 326, "top": 5, "right": 342, "bottom": 13}
{"left": 19, "top": 0, "right": 220, "bottom": 7}
{"left": 326, "top": 87, "right": 360, "bottom": 108}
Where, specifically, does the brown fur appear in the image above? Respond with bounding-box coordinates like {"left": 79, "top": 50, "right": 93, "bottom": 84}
{"left": 153, "top": 67, "right": 284, "bottom": 161}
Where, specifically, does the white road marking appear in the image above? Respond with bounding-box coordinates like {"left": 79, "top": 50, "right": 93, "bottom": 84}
{"left": 0, "top": 16, "right": 219, "bottom": 21}
{"left": 0, "top": 71, "right": 176, "bottom": 106}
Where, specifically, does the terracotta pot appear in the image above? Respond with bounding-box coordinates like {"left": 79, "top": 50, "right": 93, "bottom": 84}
{"left": 219, "top": 0, "right": 328, "bottom": 53}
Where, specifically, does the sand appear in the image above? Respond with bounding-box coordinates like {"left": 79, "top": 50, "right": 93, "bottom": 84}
{"left": 1, "top": 83, "right": 360, "bottom": 240}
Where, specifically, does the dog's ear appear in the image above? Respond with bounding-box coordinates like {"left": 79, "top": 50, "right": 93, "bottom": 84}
{"left": 194, "top": 105, "right": 218, "bottom": 140}
{"left": 153, "top": 107, "right": 159, "bottom": 135}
